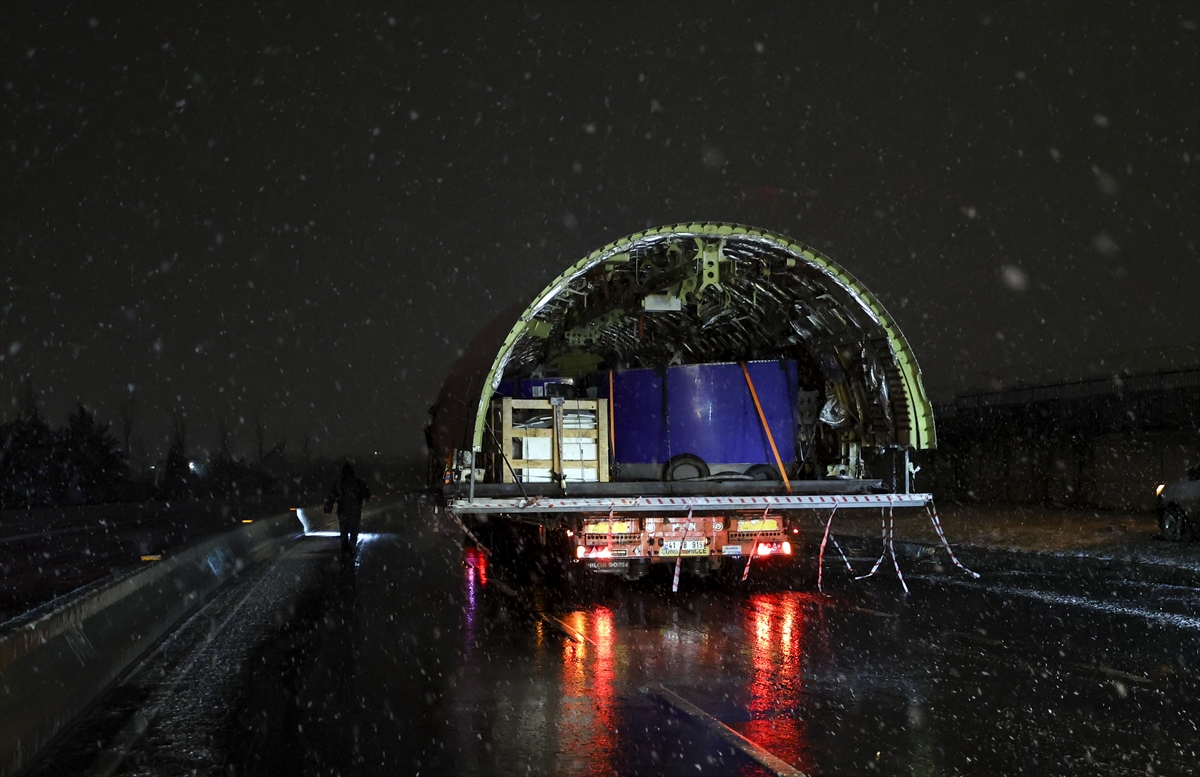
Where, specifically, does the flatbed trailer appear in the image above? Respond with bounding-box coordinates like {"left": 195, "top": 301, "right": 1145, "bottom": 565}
{"left": 452, "top": 491, "right": 933, "bottom": 576}
{"left": 432, "top": 224, "right": 944, "bottom": 584}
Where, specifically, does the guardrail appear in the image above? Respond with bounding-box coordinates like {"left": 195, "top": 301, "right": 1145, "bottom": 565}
{"left": 0, "top": 507, "right": 320, "bottom": 777}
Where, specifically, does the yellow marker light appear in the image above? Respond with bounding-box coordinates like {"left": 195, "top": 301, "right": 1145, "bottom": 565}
{"left": 1155, "top": 484, "right": 1166, "bottom": 496}
{"left": 584, "top": 521, "right": 633, "bottom": 534}
{"left": 242, "top": 519, "right": 253, "bottom": 524}
{"left": 140, "top": 555, "right": 162, "bottom": 562}
{"left": 739, "top": 518, "right": 779, "bottom": 532}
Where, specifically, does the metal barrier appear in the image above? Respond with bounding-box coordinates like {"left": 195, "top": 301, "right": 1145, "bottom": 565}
{"left": 0, "top": 509, "right": 311, "bottom": 777}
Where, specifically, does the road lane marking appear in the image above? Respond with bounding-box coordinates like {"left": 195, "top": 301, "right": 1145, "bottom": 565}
{"left": 491, "top": 579, "right": 519, "bottom": 598}
{"left": 649, "top": 684, "right": 808, "bottom": 777}
{"left": 539, "top": 613, "right": 595, "bottom": 645}
{"left": 478, "top": 568, "right": 595, "bottom": 646}
{"left": 932, "top": 577, "right": 1200, "bottom": 631}
{"left": 945, "top": 631, "right": 1156, "bottom": 686}
{"left": 1086, "top": 664, "right": 1155, "bottom": 685}
{"left": 841, "top": 604, "right": 899, "bottom": 619}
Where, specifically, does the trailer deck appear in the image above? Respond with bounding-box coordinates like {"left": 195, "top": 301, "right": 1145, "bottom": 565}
{"left": 450, "top": 492, "right": 933, "bottom": 515}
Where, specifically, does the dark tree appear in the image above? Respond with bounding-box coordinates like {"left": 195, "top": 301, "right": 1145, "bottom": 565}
{"left": 60, "top": 404, "right": 128, "bottom": 504}
{"left": 118, "top": 398, "right": 137, "bottom": 457}
{"left": 160, "top": 408, "right": 193, "bottom": 499}
{"left": 0, "top": 409, "right": 56, "bottom": 508}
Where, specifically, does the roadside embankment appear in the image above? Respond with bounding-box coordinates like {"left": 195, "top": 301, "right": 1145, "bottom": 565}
{"left": 0, "top": 496, "right": 309, "bottom": 621}
{"left": 0, "top": 507, "right": 326, "bottom": 777}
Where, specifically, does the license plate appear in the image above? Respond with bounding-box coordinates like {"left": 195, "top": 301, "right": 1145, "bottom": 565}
{"left": 662, "top": 539, "right": 707, "bottom": 556}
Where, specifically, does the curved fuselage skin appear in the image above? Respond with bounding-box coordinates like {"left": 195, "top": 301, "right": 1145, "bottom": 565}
{"left": 433, "top": 224, "right": 938, "bottom": 578}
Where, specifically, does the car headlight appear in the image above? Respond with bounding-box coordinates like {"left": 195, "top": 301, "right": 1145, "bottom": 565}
{"left": 1155, "top": 484, "right": 1165, "bottom": 497}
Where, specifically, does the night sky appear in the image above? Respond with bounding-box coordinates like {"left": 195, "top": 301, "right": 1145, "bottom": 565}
{"left": 2, "top": 1, "right": 1197, "bottom": 462}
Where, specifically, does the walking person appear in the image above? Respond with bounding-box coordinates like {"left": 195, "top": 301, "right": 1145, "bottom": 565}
{"left": 324, "top": 462, "right": 372, "bottom": 555}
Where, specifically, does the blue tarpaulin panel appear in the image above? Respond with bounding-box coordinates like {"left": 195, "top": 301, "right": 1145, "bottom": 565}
{"left": 610, "top": 360, "right": 797, "bottom": 466}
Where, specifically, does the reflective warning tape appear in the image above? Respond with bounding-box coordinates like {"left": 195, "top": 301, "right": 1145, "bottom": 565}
{"left": 855, "top": 508, "right": 890, "bottom": 582}
{"left": 886, "top": 506, "right": 909, "bottom": 594}
{"left": 853, "top": 505, "right": 909, "bottom": 593}
{"left": 451, "top": 493, "right": 932, "bottom": 514}
{"left": 925, "top": 500, "right": 980, "bottom": 579}
{"left": 447, "top": 510, "right": 492, "bottom": 557}
{"left": 817, "top": 505, "right": 838, "bottom": 592}
{"left": 672, "top": 509, "right": 692, "bottom": 593}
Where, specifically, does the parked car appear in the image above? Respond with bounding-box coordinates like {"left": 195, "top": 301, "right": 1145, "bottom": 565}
{"left": 1157, "top": 464, "right": 1200, "bottom": 541}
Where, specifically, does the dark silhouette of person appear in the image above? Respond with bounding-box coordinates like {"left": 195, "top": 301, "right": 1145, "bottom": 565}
{"left": 324, "top": 462, "right": 372, "bottom": 555}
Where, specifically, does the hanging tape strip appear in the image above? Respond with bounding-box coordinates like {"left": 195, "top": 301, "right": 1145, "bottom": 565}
{"left": 855, "top": 507, "right": 889, "bottom": 580}
{"left": 925, "top": 500, "right": 980, "bottom": 579}
{"left": 886, "top": 502, "right": 909, "bottom": 594}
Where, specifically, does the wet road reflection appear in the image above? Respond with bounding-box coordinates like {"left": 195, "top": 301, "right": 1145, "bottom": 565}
{"left": 736, "top": 594, "right": 813, "bottom": 775}
{"left": 451, "top": 517, "right": 1198, "bottom": 777}
{"left": 555, "top": 608, "right": 617, "bottom": 773}
{"left": 34, "top": 501, "right": 1198, "bottom": 777}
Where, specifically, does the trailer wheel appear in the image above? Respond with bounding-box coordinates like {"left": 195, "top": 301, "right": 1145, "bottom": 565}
{"left": 1160, "top": 504, "right": 1187, "bottom": 542}
{"left": 663, "top": 454, "right": 710, "bottom": 481}
{"left": 744, "top": 463, "right": 782, "bottom": 481}
{"left": 623, "top": 560, "right": 650, "bottom": 581}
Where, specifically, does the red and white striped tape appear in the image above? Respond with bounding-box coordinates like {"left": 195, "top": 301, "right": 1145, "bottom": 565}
{"left": 925, "top": 500, "right": 980, "bottom": 579}
{"left": 855, "top": 508, "right": 889, "bottom": 581}
{"left": 672, "top": 508, "right": 691, "bottom": 593}
{"left": 886, "top": 505, "right": 909, "bottom": 594}
{"left": 452, "top": 492, "right": 934, "bottom": 514}
{"left": 851, "top": 505, "right": 908, "bottom": 592}
{"left": 817, "top": 505, "right": 839, "bottom": 592}
{"left": 815, "top": 496, "right": 980, "bottom": 592}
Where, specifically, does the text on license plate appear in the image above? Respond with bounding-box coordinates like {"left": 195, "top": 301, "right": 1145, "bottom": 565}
{"left": 662, "top": 539, "right": 707, "bottom": 556}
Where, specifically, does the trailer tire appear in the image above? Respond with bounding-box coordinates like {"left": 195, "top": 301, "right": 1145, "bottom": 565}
{"left": 623, "top": 560, "right": 650, "bottom": 581}
{"left": 744, "top": 463, "right": 782, "bottom": 481}
{"left": 663, "top": 454, "right": 710, "bottom": 481}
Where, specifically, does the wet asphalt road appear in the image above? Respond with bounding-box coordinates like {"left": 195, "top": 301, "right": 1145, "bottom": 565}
{"left": 30, "top": 499, "right": 1200, "bottom": 777}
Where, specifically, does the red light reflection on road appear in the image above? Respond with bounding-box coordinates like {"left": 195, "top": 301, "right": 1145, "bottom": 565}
{"left": 557, "top": 608, "right": 618, "bottom": 775}
{"left": 736, "top": 593, "right": 814, "bottom": 774}
{"left": 461, "top": 548, "right": 488, "bottom": 662}
{"left": 464, "top": 547, "right": 488, "bottom": 586}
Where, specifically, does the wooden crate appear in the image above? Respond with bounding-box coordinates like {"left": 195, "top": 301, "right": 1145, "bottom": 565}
{"left": 486, "top": 398, "right": 609, "bottom": 483}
